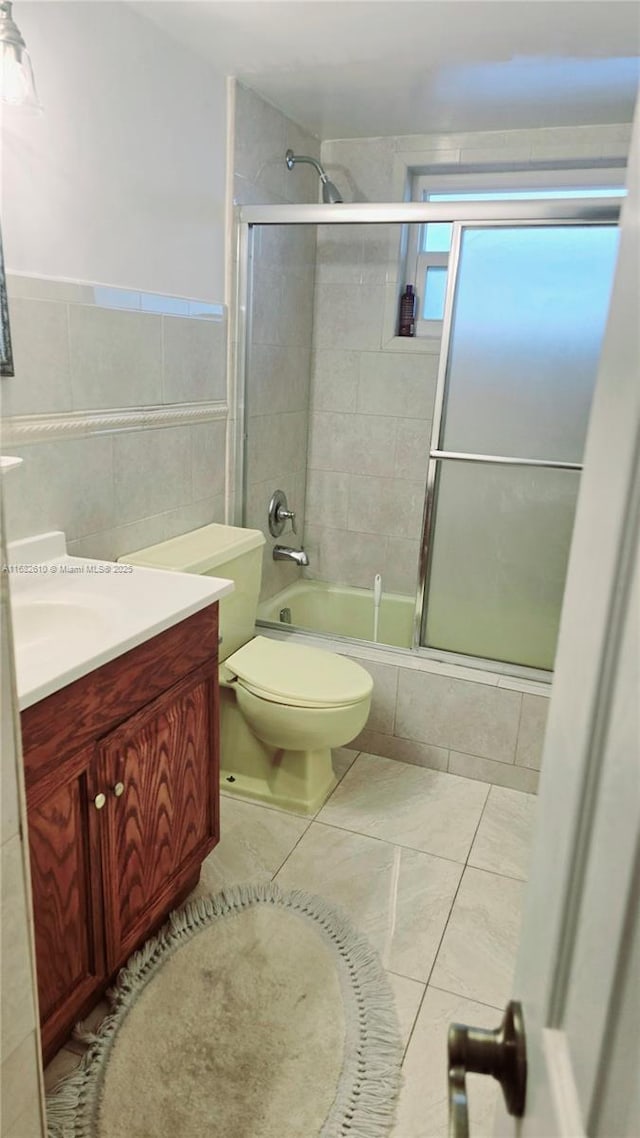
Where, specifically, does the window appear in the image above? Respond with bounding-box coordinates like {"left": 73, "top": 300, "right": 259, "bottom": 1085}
{"left": 406, "top": 172, "right": 626, "bottom": 339}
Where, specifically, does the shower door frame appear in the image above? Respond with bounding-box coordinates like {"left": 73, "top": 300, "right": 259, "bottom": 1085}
{"left": 414, "top": 215, "right": 620, "bottom": 667}
{"left": 235, "top": 197, "right": 621, "bottom": 679}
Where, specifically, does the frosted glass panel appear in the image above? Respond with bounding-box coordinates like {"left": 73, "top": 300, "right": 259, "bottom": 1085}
{"left": 424, "top": 462, "right": 580, "bottom": 669}
{"left": 441, "top": 226, "right": 619, "bottom": 462}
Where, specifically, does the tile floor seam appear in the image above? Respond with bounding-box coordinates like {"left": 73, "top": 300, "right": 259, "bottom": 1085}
{"left": 400, "top": 985, "right": 429, "bottom": 1067}
{"left": 466, "top": 858, "right": 528, "bottom": 884}
{"left": 270, "top": 818, "right": 315, "bottom": 880}
{"left": 394, "top": 856, "right": 470, "bottom": 1062}
{"left": 426, "top": 984, "right": 503, "bottom": 1014}
{"left": 463, "top": 863, "right": 528, "bottom": 886}
{"left": 412, "top": 855, "right": 470, "bottom": 1018}
{"left": 465, "top": 783, "right": 493, "bottom": 871}
{"left": 309, "top": 816, "right": 473, "bottom": 869}
{"left": 383, "top": 968, "right": 428, "bottom": 1062}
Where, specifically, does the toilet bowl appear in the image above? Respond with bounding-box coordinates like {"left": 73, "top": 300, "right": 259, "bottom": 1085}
{"left": 120, "top": 524, "right": 373, "bottom": 814}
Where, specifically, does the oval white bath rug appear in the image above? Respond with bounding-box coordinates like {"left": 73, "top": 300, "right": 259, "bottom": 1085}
{"left": 46, "top": 883, "right": 402, "bottom": 1138}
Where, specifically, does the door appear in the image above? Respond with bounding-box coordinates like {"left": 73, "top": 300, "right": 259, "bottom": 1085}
{"left": 484, "top": 112, "right": 639, "bottom": 1136}
{"left": 27, "top": 741, "right": 105, "bottom": 1059}
{"left": 98, "top": 664, "right": 219, "bottom": 969}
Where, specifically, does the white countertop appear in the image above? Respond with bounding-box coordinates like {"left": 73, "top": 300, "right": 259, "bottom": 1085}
{"left": 7, "top": 531, "right": 233, "bottom": 710}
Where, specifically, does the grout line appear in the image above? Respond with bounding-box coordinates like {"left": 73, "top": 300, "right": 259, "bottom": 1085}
{"left": 400, "top": 785, "right": 494, "bottom": 1052}
{"left": 513, "top": 690, "right": 525, "bottom": 764}
{"left": 464, "top": 862, "right": 528, "bottom": 886}
{"left": 309, "top": 817, "right": 471, "bottom": 870}
{"left": 271, "top": 818, "right": 315, "bottom": 880}
{"left": 466, "top": 784, "right": 492, "bottom": 866}
{"left": 400, "top": 801, "right": 527, "bottom": 1055}
{"left": 427, "top": 984, "right": 503, "bottom": 1013}
{"left": 384, "top": 971, "right": 428, "bottom": 1065}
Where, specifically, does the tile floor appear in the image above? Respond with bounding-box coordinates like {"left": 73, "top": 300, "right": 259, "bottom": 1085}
{"left": 45, "top": 749, "right": 538, "bottom": 1138}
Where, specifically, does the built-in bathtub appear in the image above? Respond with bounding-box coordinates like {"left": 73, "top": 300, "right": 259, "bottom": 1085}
{"left": 257, "top": 578, "right": 551, "bottom": 796}
{"left": 257, "top": 579, "right": 414, "bottom": 649}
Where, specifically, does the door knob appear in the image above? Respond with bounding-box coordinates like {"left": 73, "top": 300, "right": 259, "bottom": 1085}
{"left": 94, "top": 793, "right": 106, "bottom": 810}
{"left": 448, "top": 1000, "right": 527, "bottom": 1138}
{"left": 113, "top": 782, "right": 125, "bottom": 798}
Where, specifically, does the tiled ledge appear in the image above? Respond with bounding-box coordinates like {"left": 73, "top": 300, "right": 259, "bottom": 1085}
{"left": 262, "top": 625, "right": 551, "bottom": 696}
{"left": 2, "top": 402, "right": 228, "bottom": 445}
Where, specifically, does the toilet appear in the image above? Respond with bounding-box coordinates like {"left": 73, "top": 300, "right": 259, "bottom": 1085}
{"left": 120, "top": 524, "right": 373, "bottom": 813}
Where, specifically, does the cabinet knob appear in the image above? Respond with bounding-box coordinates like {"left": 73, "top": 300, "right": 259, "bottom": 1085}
{"left": 94, "top": 792, "right": 106, "bottom": 810}
{"left": 113, "top": 782, "right": 125, "bottom": 798}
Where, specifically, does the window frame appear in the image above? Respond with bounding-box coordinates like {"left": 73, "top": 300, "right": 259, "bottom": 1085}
{"left": 406, "top": 167, "right": 626, "bottom": 339}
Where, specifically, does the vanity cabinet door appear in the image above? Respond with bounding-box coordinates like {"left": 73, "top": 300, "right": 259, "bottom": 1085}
{"left": 26, "top": 742, "right": 105, "bottom": 1059}
{"left": 97, "top": 662, "right": 219, "bottom": 970}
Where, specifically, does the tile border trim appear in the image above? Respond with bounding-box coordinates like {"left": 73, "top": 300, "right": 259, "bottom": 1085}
{"left": 2, "top": 402, "right": 228, "bottom": 445}
{"left": 6, "top": 273, "right": 225, "bottom": 320}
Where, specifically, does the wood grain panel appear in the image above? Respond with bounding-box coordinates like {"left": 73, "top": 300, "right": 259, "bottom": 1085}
{"left": 26, "top": 744, "right": 104, "bottom": 1028}
{"left": 24, "top": 605, "right": 220, "bottom": 1058}
{"left": 98, "top": 663, "right": 219, "bottom": 968}
{"left": 21, "top": 604, "right": 218, "bottom": 784}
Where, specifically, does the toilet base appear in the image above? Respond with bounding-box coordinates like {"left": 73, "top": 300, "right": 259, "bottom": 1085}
{"left": 219, "top": 686, "right": 338, "bottom": 814}
{"left": 220, "top": 747, "right": 337, "bottom": 815}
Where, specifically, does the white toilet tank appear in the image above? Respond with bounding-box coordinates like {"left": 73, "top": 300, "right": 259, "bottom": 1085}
{"left": 119, "top": 524, "right": 265, "bottom": 661}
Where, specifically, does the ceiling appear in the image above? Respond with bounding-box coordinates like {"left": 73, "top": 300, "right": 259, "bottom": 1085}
{"left": 133, "top": 1, "right": 640, "bottom": 138}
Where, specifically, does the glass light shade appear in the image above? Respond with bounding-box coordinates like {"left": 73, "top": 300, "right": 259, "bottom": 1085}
{"left": 0, "top": 2, "right": 40, "bottom": 110}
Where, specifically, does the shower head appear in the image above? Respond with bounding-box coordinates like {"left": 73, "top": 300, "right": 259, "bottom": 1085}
{"left": 285, "top": 149, "right": 343, "bottom": 204}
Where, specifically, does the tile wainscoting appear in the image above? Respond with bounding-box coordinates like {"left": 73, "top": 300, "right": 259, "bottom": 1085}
{"left": 2, "top": 275, "right": 228, "bottom": 561}
{"left": 265, "top": 628, "right": 549, "bottom": 792}
{"left": 348, "top": 651, "right": 548, "bottom": 793}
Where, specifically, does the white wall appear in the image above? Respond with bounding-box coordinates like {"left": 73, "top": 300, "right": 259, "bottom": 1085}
{"left": 1, "top": 1, "right": 227, "bottom": 300}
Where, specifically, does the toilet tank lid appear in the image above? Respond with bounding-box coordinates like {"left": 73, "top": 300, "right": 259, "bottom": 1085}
{"left": 118, "top": 524, "right": 265, "bottom": 573}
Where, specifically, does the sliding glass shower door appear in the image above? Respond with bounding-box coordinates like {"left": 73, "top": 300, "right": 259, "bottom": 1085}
{"left": 420, "top": 223, "right": 619, "bottom": 670}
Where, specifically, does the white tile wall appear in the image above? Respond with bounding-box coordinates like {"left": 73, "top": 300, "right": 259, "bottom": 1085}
{"left": 340, "top": 645, "right": 549, "bottom": 794}
{"left": 2, "top": 277, "right": 228, "bottom": 560}
{"left": 233, "top": 82, "right": 321, "bottom": 600}
{"left": 305, "top": 121, "right": 630, "bottom": 600}
{"left": 68, "top": 304, "right": 163, "bottom": 409}
{"left": 515, "top": 694, "right": 550, "bottom": 770}
{"left": 396, "top": 669, "right": 522, "bottom": 762}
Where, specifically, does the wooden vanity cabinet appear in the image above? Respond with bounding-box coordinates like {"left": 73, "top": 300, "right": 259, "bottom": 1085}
{"left": 22, "top": 605, "right": 220, "bottom": 1063}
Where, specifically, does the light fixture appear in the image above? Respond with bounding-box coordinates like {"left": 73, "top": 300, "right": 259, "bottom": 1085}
{"left": 0, "top": 1, "right": 40, "bottom": 110}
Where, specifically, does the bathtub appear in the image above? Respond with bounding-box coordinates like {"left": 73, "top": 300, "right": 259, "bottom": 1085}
{"left": 257, "top": 579, "right": 414, "bottom": 649}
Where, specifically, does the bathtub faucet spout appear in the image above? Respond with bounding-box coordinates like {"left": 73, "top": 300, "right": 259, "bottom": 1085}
{"left": 273, "top": 545, "right": 309, "bottom": 567}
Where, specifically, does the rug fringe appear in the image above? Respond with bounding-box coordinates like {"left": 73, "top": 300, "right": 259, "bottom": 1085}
{"left": 46, "top": 881, "right": 402, "bottom": 1138}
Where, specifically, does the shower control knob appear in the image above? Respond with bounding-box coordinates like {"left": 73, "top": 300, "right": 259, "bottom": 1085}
{"left": 268, "top": 489, "right": 297, "bottom": 537}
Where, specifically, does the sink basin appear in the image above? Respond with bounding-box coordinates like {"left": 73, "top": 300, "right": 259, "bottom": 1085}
{"left": 7, "top": 530, "right": 234, "bottom": 710}
{"left": 12, "top": 599, "right": 114, "bottom": 648}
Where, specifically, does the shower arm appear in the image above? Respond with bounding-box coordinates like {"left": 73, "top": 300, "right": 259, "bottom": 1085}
{"left": 285, "top": 149, "right": 330, "bottom": 186}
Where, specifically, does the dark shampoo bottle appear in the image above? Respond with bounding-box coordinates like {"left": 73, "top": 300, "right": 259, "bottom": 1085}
{"left": 398, "top": 284, "right": 416, "bottom": 337}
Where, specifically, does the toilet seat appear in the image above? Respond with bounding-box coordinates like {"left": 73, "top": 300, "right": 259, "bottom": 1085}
{"left": 224, "top": 636, "right": 373, "bottom": 709}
